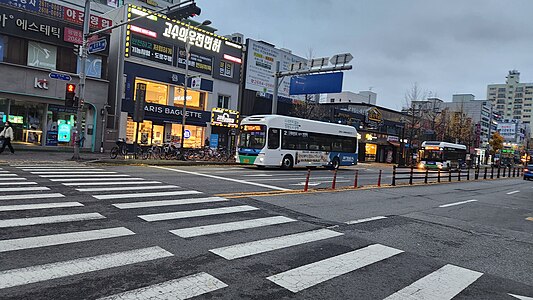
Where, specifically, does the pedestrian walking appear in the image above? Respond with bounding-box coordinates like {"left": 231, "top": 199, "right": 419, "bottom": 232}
{"left": 0, "top": 121, "right": 15, "bottom": 154}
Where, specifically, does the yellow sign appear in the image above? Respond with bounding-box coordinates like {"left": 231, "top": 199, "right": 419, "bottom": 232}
{"left": 367, "top": 107, "right": 382, "bottom": 123}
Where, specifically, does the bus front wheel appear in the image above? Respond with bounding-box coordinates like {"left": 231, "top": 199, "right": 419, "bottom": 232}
{"left": 332, "top": 157, "right": 341, "bottom": 170}
{"left": 281, "top": 155, "right": 294, "bottom": 169}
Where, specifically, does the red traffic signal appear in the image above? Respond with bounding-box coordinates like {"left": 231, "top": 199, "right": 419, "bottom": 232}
{"left": 65, "top": 84, "right": 77, "bottom": 107}
{"left": 66, "top": 83, "right": 76, "bottom": 93}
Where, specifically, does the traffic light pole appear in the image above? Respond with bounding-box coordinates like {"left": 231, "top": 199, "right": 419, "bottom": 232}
{"left": 72, "top": 0, "right": 91, "bottom": 160}
{"left": 180, "top": 42, "right": 190, "bottom": 155}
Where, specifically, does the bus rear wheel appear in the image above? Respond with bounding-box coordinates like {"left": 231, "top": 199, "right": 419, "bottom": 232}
{"left": 281, "top": 155, "right": 294, "bottom": 169}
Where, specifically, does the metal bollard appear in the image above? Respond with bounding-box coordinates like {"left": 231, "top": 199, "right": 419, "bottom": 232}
{"left": 331, "top": 169, "right": 338, "bottom": 190}
{"left": 497, "top": 167, "right": 500, "bottom": 178}
{"left": 409, "top": 166, "right": 414, "bottom": 185}
{"left": 508, "top": 167, "right": 511, "bottom": 177}
{"left": 513, "top": 167, "right": 516, "bottom": 177}
{"left": 449, "top": 168, "right": 452, "bottom": 182}
{"left": 474, "top": 167, "right": 479, "bottom": 180}
{"left": 467, "top": 168, "right": 470, "bottom": 181}
{"left": 458, "top": 168, "right": 461, "bottom": 181}
{"left": 391, "top": 166, "right": 396, "bottom": 186}
{"left": 424, "top": 169, "right": 428, "bottom": 184}
{"left": 378, "top": 170, "right": 382, "bottom": 187}
{"left": 438, "top": 168, "right": 441, "bottom": 183}
{"left": 303, "top": 168, "right": 311, "bottom": 192}
{"left": 484, "top": 167, "right": 487, "bottom": 179}
{"left": 491, "top": 166, "right": 494, "bottom": 179}
{"left": 354, "top": 169, "right": 359, "bottom": 188}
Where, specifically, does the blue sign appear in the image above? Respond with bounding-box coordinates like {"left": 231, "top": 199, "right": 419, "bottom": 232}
{"left": 210, "top": 134, "right": 219, "bottom": 149}
{"left": 49, "top": 72, "right": 72, "bottom": 81}
{"left": 0, "top": 36, "right": 4, "bottom": 62}
{"left": 88, "top": 39, "right": 107, "bottom": 54}
{"left": 0, "top": 0, "right": 40, "bottom": 11}
{"left": 289, "top": 72, "right": 344, "bottom": 95}
{"left": 184, "top": 129, "right": 191, "bottom": 139}
{"left": 58, "top": 123, "right": 71, "bottom": 142}
{"left": 77, "top": 55, "right": 102, "bottom": 78}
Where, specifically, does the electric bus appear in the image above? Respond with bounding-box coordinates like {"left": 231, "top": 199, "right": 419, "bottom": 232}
{"left": 419, "top": 141, "right": 467, "bottom": 170}
{"left": 237, "top": 115, "right": 358, "bottom": 169}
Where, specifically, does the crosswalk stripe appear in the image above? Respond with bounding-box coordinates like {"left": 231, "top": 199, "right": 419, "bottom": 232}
{"left": 50, "top": 177, "right": 144, "bottom": 182}
{"left": 0, "top": 177, "right": 27, "bottom": 181}
{"left": 77, "top": 185, "right": 179, "bottom": 192}
{"left": 0, "top": 227, "right": 135, "bottom": 253}
{"left": 171, "top": 216, "right": 297, "bottom": 238}
{"left": 0, "top": 170, "right": 10, "bottom": 173}
{"left": 345, "top": 216, "right": 387, "bottom": 225}
{"left": 139, "top": 205, "right": 259, "bottom": 222}
{"left": 267, "top": 244, "right": 403, "bottom": 293}
{"left": 383, "top": 264, "right": 483, "bottom": 300}
{"left": 63, "top": 181, "right": 160, "bottom": 186}
{"left": 40, "top": 174, "right": 131, "bottom": 178}
{"left": 0, "top": 246, "right": 173, "bottom": 289}
{"left": 32, "top": 171, "right": 117, "bottom": 175}
{"left": 22, "top": 168, "right": 103, "bottom": 171}
{"left": 0, "top": 187, "right": 50, "bottom": 192}
{"left": 14, "top": 165, "right": 85, "bottom": 168}
{"left": 210, "top": 229, "right": 343, "bottom": 260}
{"left": 0, "top": 174, "right": 18, "bottom": 177}
{"left": 0, "top": 212, "right": 105, "bottom": 228}
{"left": 94, "top": 190, "right": 202, "bottom": 200}
{"left": 0, "top": 181, "right": 37, "bottom": 185}
{"left": 98, "top": 272, "right": 227, "bottom": 300}
{"left": 0, "top": 202, "right": 83, "bottom": 212}
{"left": 113, "top": 196, "right": 228, "bottom": 209}
{"left": 0, "top": 193, "right": 64, "bottom": 201}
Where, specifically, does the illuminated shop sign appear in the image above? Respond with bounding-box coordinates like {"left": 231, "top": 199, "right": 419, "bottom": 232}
{"left": 130, "top": 25, "right": 157, "bottom": 38}
{"left": 130, "top": 35, "right": 173, "bottom": 65}
{"left": 211, "top": 108, "right": 239, "bottom": 128}
{"left": 163, "top": 22, "right": 221, "bottom": 53}
{"left": 177, "top": 47, "right": 213, "bottom": 75}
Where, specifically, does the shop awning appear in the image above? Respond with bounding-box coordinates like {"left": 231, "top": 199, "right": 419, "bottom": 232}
{"left": 389, "top": 141, "right": 401, "bottom": 147}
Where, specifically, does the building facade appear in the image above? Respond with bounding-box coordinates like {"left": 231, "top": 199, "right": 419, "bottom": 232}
{"left": 106, "top": 5, "right": 242, "bottom": 149}
{"left": 319, "top": 90, "right": 377, "bottom": 105}
{"left": 0, "top": 0, "right": 111, "bottom": 151}
{"left": 487, "top": 70, "right": 533, "bottom": 136}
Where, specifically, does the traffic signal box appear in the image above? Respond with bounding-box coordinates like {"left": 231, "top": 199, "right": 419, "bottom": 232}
{"left": 65, "top": 83, "right": 76, "bottom": 107}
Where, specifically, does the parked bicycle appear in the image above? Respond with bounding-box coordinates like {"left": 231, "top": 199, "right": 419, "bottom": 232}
{"left": 110, "top": 139, "right": 144, "bottom": 159}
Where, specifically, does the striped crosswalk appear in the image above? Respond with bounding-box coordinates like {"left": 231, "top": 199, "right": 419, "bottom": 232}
{"left": 0, "top": 164, "right": 499, "bottom": 299}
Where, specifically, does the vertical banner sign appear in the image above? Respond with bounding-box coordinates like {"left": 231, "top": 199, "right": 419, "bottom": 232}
{"left": 133, "top": 83, "right": 147, "bottom": 122}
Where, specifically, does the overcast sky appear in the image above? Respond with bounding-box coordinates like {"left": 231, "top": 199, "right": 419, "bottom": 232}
{"left": 200, "top": 0, "right": 533, "bottom": 110}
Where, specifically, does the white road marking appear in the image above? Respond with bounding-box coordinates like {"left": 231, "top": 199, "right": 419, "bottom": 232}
{"left": 0, "top": 177, "right": 27, "bottom": 181}
{"left": 0, "top": 174, "right": 18, "bottom": 177}
{"left": 345, "top": 216, "right": 388, "bottom": 225}
{"left": 0, "top": 170, "right": 9, "bottom": 173}
{"left": 197, "top": 167, "right": 245, "bottom": 171}
{"left": 15, "top": 165, "right": 85, "bottom": 168}
{"left": 50, "top": 177, "right": 143, "bottom": 182}
{"left": 506, "top": 190, "right": 520, "bottom": 195}
{"left": 98, "top": 272, "right": 228, "bottom": 300}
{"left": 171, "top": 216, "right": 297, "bottom": 238}
{"left": 291, "top": 180, "right": 350, "bottom": 186}
{"left": 243, "top": 174, "right": 274, "bottom": 177}
{"left": 0, "top": 227, "right": 135, "bottom": 253}
{"left": 0, "top": 246, "right": 173, "bottom": 289}
{"left": 508, "top": 293, "right": 533, "bottom": 300}
{"left": 0, "top": 193, "right": 64, "bottom": 201}
{"left": 210, "top": 229, "right": 343, "bottom": 260}
{"left": 438, "top": 199, "right": 478, "bottom": 208}
{"left": 250, "top": 176, "right": 344, "bottom": 182}
{"left": 267, "top": 244, "right": 403, "bottom": 293}
{"left": 152, "top": 166, "right": 290, "bottom": 191}
{"left": 113, "top": 196, "right": 228, "bottom": 209}
{"left": 94, "top": 190, "right": 202, "bottom": 200}
{"left": 0, "top": 181, "right": 37, "bottom": 185}
{"left": 40, "top": 174, "right": 131, "bottom": 178}
{"left": 63, "top": 181, "right": 160, "bottom": 186}
{"left": 32, "top": 171, "right": 117, "bottom": 175}
{"left": 0, "top": 186, "right": 50, "bottom": 192}
{"left": 0, "top": 212, "right": 105, "bottom": 228}
{"left": 0, "top": 202, "right": 83, "bottom": 212}
{"left": 383, "top": 264, "right": 483, "bottom": 300}
{"left": 77, "top": 185, "right": 178, "bottom": 192}
{"left": 139, "top": 205, "right": 259, "bottom": 222}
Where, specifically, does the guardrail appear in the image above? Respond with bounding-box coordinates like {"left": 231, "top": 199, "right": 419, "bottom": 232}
{"left": 391, "top": 166, "right": 523, "bottom": 186}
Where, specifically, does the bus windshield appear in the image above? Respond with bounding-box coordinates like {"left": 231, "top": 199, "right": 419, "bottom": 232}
{"left": 239, "top": 125, "right": 266, "bottom": 149}
{"left": 423, "top": 150, "right": 443, "bottom": 161}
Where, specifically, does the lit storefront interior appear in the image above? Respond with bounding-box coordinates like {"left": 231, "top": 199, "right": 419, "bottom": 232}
{"left": 365, "top": 143, "right": 377, "bottom": 161}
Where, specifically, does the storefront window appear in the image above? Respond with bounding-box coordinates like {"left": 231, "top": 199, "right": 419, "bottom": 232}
{"left": 135, "top": 79, "right": 168, "bottom": 105}
{"left": 365, "top": 143, "right": 377, "bottom": 161}
{"left": 171, "top": 124, "right": 204, "bottom": 148}
{"left": 126, "top": 117, "right": 164, "bottom": 145}
{"left": 8, "top": 100, "right": 46, "bottom": 144}
{"left": 174, "top": 88, "right": 206, "bottom": 110}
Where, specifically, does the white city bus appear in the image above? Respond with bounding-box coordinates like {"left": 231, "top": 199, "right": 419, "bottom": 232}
{"left": 419, "top": 141, "right": 467, "bottom": 170}
{"left": 237, "top": 115, "right": 358, "bottom": 169}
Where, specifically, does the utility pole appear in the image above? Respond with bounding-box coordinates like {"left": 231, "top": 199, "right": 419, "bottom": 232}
{"left": 271, "top": 61, "right": 280, "bottom": 114}
{"left": 72, "top": 0, "right": 91, "bottom": 160}
{"left": 180, "top": 41, "right": 190, "bottom": 153}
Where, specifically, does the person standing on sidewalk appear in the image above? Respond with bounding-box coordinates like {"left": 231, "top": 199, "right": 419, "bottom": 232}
{"left": 0, "top": 121, "right": 15, "bottom": 154}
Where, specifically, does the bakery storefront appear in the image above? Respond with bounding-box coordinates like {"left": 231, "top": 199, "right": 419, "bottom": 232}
{"left": 210, "top": 107, "right": 239, "bottom": 149}
{"left": 0, "top": 2, "right": 110, "bottom": 150}
{"left": 121, "top": 62, "right": 211, "bottom": 147}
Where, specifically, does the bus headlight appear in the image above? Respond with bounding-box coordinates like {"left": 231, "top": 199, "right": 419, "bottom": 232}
{"left": 438, "top": 165, "right": 443, "bottom": 169}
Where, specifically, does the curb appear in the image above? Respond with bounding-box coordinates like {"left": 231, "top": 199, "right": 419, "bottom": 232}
{"left": 87, "top": 159, "right": 240, "bottom": 167}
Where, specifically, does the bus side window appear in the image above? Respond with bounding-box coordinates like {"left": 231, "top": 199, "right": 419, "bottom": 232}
{"left": 268, "top": 128, "right": 280, "bottom": 149}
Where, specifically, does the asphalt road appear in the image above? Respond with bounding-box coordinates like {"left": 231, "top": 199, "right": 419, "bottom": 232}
{"left": 0, "top": 162, "right": 531, "bottom": 299}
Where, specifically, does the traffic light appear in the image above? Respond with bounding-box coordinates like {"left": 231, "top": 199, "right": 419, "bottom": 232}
{"left": 166, "top": 2, "right": 201, "bottom": 20}
{"left": 65, "top": 83, "right": 76, "bottom": 107}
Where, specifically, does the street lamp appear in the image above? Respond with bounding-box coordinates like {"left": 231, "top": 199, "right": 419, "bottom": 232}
{"left": 179, "top": 19, "right": 211, "bottom": 156}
